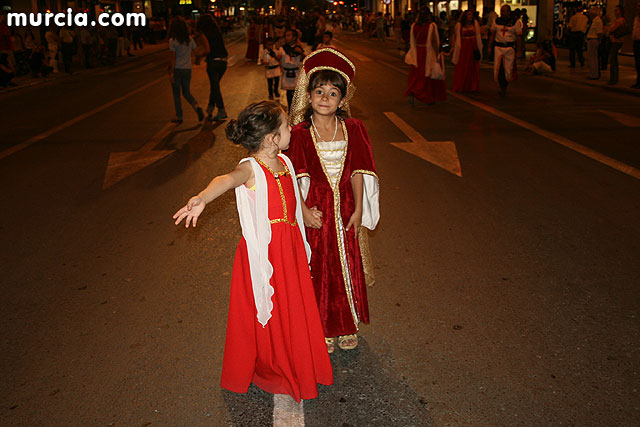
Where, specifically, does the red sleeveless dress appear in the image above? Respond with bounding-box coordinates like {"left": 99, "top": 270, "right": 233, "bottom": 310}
{"left": 404, "top": 23, "right": 447, "bottom": 103}
{"left": 220, "top": 158, "right": 333, "bottom": 402}
{"left": 452, "top": 27, "right": 480, "bottom": 92}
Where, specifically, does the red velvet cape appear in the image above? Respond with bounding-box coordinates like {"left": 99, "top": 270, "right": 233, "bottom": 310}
{"left": 286, "top": 118, "right": 377, "bottom": 338}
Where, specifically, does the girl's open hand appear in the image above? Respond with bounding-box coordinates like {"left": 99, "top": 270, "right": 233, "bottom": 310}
{"left": 173, "top": 196, "right": 205, "bottom": 228}
{"left": 303, "top": 206, "right": 323, "bottom": 229}
{"left": 345, "top": 209, "right": 362, "bottom": 236}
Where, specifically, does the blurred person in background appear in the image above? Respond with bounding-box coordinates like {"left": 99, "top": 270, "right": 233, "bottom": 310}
{"left": 29, "top": 45, "right": 53, "bottom": 77}
{"left": 0, "top": 52, "right": 16, "bottom": 87}
{"left": 45, "top": 26, "right": 58, "bottom": 72}
{"left": 452, "top": 10, "right": 482, "bottom": 93}
{"left": 59, "top": 24, "right": 76, "bottom": 74}
{"left": 567, "top": 6, "right": 588, "bottom": 68}
{"left": 404, "top": 9, "right": 447, "bottom": 104}
{"left": 586, "top": 6, "right": 603, "bottom": 79}
{"left": 525, "top": 40, "right": 555, "bottom": 74}
{"left": 197, "top": 14, "right": 228, "bottom": 121}
{"left": 490, "top": 5, "right": 522, "bottom": 97}
{"left": 245, "top": 17, "right": 260, "bottom": 61}
{"left": 605, "top": 5, "right": 627, "bottom": 85}
{"left": 168, "top": 17, "right": 204, "bottom": 124}
{"left": 632, "top": 2, "right": 640, "bottom": 89}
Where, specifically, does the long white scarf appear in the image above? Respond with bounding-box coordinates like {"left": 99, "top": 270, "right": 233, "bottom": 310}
{"left": 234, "top": 154, "right": 311, "bottom": 327}
{"left": 452, "top": 21, "right": 483, "bottom": 64}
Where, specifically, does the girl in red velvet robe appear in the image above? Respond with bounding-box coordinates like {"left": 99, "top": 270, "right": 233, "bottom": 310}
{"left": 286, "top": 48, "right": 380, "bottom": 353}
{"left": 173, "top": 100, "right": 332, "bottom": 402}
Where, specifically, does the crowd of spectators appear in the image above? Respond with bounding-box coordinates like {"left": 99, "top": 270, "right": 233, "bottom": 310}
{"left": 0, "top": 11, "right": 241, "bottom": 89}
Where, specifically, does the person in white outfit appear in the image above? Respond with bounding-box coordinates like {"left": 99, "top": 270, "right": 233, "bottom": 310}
{"left": 489, "top": 5, "right": 522, "bottom": 96}
{"left": 586, "top": 6, "right": 604, "bottom": 79}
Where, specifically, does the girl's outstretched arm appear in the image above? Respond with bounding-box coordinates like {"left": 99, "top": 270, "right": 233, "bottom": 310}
{"left": 173, "top": 162, "right": 253, "bottom": 228}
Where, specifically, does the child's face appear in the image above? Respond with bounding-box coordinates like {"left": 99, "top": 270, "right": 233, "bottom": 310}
{"left": 285, "top": 31, "right": 296, "bottom": 44}
{"left": 308, "top": 83, "right": 344, "bottom": 117}
{"left": 322, "top": 34, "right": 331, "bottom": 44}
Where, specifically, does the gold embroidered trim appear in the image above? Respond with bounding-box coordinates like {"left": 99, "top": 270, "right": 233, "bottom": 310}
{"left": 296, "top": 172, "right": 310, "bottom": 179}
{"left": 310, "top": 120, "right": 359, "bottom": 329}
{"left": 253, "top": 157, "right": 297, "bottom": 227}
{"left": 270, "top": 217, "right": 298, "bottom": 226}
{"left": 316, "top": 147, "right": 347, "bottom": 152}
{"left": 350, "top": 169, "right": 378, "bottom": 179}
{"left": 302, "top": 47, "right": 356, "bottom": 85}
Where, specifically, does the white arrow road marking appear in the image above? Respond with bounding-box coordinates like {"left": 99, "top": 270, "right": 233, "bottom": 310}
{"left": 375, "top": 60, "right": 640, "bottom": 180}
{"left": 384, "top": 111, "right": 462, "bottom": 177}
{"left": 0, "top": 76, "right": 166, "bottom": 161}
{"left": 102, "top": 122, "right": 177, "bottom": 189}
{"left": 273, "top": 394, "right": 304, "bottom": 427}
{"left": 599, "top": 110, "right": 640, "bottom": 127}
{"left": 448, "top": 92, "right": 640, "bottom": 180}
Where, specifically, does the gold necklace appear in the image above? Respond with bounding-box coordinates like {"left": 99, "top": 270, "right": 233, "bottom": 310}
{"left": 252, "top": 156, "right": 289, "bottom": 178}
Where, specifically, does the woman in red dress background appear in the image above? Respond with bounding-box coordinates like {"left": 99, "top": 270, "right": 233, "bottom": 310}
{"left": 404, "top": 9, "right": 447, "bottom": 104}
{"left": 245, "top": 18, "right": 260, "bottom": 61}
{"left": 452, "top": 11, "right": 482, "bottom": 92}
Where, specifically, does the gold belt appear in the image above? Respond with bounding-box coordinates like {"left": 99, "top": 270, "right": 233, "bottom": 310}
{"left": 270, "top": 217, "right": 298, "bottom": 226}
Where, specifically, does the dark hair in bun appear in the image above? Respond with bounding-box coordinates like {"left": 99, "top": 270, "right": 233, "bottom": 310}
{"left": 226, "top": 101, "right": 284, "bottom": 152}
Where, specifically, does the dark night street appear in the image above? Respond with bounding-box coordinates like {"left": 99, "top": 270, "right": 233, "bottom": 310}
{"left": 1, "top": 27, "right": 639, "bottom": 426}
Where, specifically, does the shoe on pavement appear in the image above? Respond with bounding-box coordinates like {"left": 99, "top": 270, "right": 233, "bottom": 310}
{"left": 196, "top": 107, "right": 204, "bottom": 122}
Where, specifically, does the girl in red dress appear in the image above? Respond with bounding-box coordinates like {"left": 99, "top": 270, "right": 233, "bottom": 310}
{"left": 452, "top": 11, "right": 482, "bottom": 93}
{"left": 173, "top": 101, "right": 332, "bottom": 402}
{"left": 286, "top": 48, "right": 380, "bottom": 354}
{"left": 404, "top": 9, "right": 447, "bottom": 104}
{"left": 245, "top": 18, "right": 260, "bottom": 61}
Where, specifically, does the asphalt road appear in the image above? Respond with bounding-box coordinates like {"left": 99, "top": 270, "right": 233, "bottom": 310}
{"left": 1, "top": 32, "right": 639, "bottom": 426}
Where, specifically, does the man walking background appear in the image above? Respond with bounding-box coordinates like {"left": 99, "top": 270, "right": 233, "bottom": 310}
{"left": 568, "top": 6, "right": 588, "bottom": 68}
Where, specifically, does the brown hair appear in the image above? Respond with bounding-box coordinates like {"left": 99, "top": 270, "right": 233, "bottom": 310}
{"left": 168, "top": 17, "right": 190, "bottom": 45}
{"left": 226, "top": 101, "right": 284, "bottom": 152}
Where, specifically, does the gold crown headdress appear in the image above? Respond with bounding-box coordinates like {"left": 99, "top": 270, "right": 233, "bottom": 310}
{"left": 289, "top": 47, "right": 357, "bottom": 126}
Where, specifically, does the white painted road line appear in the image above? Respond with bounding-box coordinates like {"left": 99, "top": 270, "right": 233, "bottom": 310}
{"left": 449, "top": 92, "right": 640, "bottom": 180}
{"left": 0, "top": 76, "right": 166, "bottom": 161}
{"left": 376, "top": 60, "right": 640, "bottom": 180}
{"left": 599, "top": 109, "right": 640, "bottom": 127}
